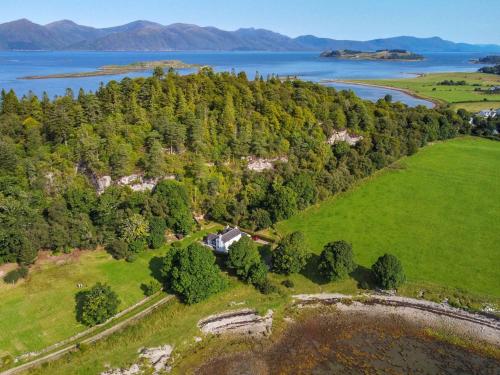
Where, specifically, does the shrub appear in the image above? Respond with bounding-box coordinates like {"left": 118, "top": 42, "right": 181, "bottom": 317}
{"left": 76, "top": 283, "right": 120, "bottom": 327}
{"left": 359, "top": 280, "right": 370, "bottom": 290}
{"left": 106, "top": 239, "right": 129, "bottom": 260}
{"left": 0, "top": 354, "right": 14, "bottom": 370}
{"left": 247, "top": 261, "right": 268, "bottom": 287}
{"left": 125, "top": 253, "right": 138, "bottom": 263}
{"left": 128, "top": 238, "right": 147, "bottom": 253}
{"left": 371, "top": 253, "right": 406, "bottom": 289}
{"left": 282, "top": 279, "right": 294, "bottom": 288}
{"left": 142, "top": 279, "right": 162, "bottom": 296}
{"left": 18, "top": 266, "right": 29, "bottom": 278}
{"left": 257, "top": 279, "right": 278, "bottom": 295}
{"left": 318, "top": 240, "right": 356, "bottom": 281}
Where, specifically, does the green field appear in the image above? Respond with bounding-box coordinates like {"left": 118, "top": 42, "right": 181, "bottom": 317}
{"left": 277, "top": 137, "right": 500, "bottom": 298}
{"left": 351, "top": 72, "right": 500, "bottom": 110}
{"left": 0, "top": 227, "right": 218, "bottom": 357}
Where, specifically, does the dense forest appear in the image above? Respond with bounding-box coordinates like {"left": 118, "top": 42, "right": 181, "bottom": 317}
{"left": 0, "top": 67, "right": 471, "bottom": 265}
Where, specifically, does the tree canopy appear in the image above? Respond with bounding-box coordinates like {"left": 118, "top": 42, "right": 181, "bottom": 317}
{"left": 371, "top": 253, "right": 406, "bottom": 290}
{"left": 160, "top": 243, "right": 227, "bottom": 304}
{"left": 272, "top": 231, "right": 309, "bottom": 275}
{"left": 318, "top": 240, "right": 356, "bottom": 281}
{"left": 76, "top": 283, "right": 120, "bottom": 327}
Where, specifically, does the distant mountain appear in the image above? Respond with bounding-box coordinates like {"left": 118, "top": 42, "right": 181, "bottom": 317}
{"left": 45, "top": 20, "right": 109, "bottom": 47}
{"left": 0, "top": 19, "right": 64, "bottom": 50}
{"left": 0, "top": 18, "right": 499, "bottom": 53}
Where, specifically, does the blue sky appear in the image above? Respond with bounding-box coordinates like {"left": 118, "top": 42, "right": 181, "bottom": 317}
{"left": 2, "top": 0, "right": 499, "bottom": 44}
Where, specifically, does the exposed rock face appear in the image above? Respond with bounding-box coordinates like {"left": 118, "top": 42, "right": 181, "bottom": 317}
{"left": 140, "top": 345, "right": 173, "bottom": 373}
{"left": 101, "top": 345, "right": 173, "bottom": 375}
{"left": 101, "top": 364, "right": 140, "bottom": 375}
{"left": 244, "top": 156, "right": 288, "bottom": 172}
{"left": 92, "top": 174, "right": 175, "bottom": 194}
{"left": 198, "top": 309, "right": 273, "bottom": 337}
{"left": 327, "top": 129, "right": 363, "bottom": 146}
{"left": 93, "top": 175, "right": 112, "bottom": 194}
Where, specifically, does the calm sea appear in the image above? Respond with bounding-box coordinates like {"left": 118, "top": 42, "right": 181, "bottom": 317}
{"left": 0, "top": 51, "right": 491, "bottom": 107}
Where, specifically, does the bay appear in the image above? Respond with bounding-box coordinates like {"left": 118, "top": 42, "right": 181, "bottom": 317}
{"left": 0, "top": 51, "right": 492, "bottom": 106}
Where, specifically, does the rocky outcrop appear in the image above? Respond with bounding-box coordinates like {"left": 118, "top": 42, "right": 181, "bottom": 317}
{"left": 91, "top": 174, "right": 175, "bottom": 194}
{"left": 198, "top": 309, "right": 273, "bottom": 337}
{"left": 101, "top": 345, "right": 173, "bottom": 375}
{"left": 244, "top": 156, "right": 288, "bottom": 172}
{"left": 327, "top": 129, "right": 363, "bottom": 146}
{"left": 93, "top": 175, "right": 112, "bottom": 194}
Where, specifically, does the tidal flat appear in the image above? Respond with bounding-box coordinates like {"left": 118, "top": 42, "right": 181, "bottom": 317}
{"left": 195, "top": 310, "right": 500, "bottom": 375}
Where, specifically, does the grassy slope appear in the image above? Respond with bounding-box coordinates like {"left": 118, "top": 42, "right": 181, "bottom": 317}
{"left": 351, "top": 72, "right": 500, "bottom": 109}
{"left": 0, "top": 227, "right": 218, "bottom": 357}
{"left": 277, "top": 137, "right": 500, "bottom": 298}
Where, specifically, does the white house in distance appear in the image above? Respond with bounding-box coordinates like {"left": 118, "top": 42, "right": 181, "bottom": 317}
{"left": 205, "top": 226, "right": 247, "bottom": 253}
{"left": 476, "top": 109, "right": 498, "bottom": 118}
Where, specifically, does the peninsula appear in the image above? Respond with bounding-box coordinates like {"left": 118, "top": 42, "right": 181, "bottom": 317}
{"left": 320, "top": 49, "right": 424, "bottom": 61}
{"left": 471, "top": 55, "right": 500, "bottom": 64}
{"left": 20, "top": 60, "right": 199, "bottom": 80}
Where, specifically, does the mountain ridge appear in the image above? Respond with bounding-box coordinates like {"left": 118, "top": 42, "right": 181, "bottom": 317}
{"left": 1, "top": 18, "right": 499, "bottom": 52}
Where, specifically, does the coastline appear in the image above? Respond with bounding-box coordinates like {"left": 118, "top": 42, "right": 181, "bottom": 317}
{"left": 293, "top": 293, "right": 500, "bottom": 346}
{"left": 193, "top": 294, "right": 500, "bottom": 373}
{"left": 322, "top": 78, "right": 442, "bottom": 108}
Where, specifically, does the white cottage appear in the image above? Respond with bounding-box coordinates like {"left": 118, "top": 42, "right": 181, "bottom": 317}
{"left": 205, "top": 226, "right": 247, "bottom": 253}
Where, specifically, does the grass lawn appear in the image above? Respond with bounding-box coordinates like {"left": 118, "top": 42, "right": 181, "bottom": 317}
{"left": 450, "top": 101, "right": 500, "bottom": 112}
{"left": 277, "top": 137, "right": 500, "bottom": 299}
{"left": 0, "top": 226, "right": 219, "bottom": 358}
{"left": 351, "top": 72, "right": 500, "bottom": 110}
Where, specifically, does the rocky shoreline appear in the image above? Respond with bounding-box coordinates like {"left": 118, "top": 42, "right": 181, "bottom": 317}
{"left": 293, "top": 293, "right": 500, "bottom": 346}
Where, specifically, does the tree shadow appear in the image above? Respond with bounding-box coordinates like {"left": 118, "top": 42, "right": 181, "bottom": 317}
{"left": 349, "top": 265, "right": 375, "bottom": 290}
{"left": 149, "top": 256, "right": 164, "bottom": 282}
{"left": 258, "top": 244, "right": 273, "bottom": 267}
{"left": 300, "top": 253, "right": 328, "bottom": 285}
{"left": 74, "top": 290, "right": 89, "bottom": 324}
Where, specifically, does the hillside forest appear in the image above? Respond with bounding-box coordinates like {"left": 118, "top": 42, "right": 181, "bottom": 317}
{"left": 0, "top": 67, "right": 474, "bottom": 265}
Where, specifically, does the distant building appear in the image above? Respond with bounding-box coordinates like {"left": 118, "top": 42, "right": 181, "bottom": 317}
{"left": 477, "top": 109, "right": 497, "bottom": 118}
{"left": 205, "top": 226, "right": 247, "bottom": 254}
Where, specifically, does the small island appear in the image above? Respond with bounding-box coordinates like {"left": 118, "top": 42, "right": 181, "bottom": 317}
{"left": 320, "top": 49, "right": 424, "bottom": 61}
{"left": 20, "top": 60, "right": 200, "bottom": 80}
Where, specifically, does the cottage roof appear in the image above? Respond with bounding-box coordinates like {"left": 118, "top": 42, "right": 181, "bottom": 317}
{"left": 220, "top": 227, "right": 243, "bottom": 243}
{"left": 206, "top": 233, "right": 217, "bottom": 242}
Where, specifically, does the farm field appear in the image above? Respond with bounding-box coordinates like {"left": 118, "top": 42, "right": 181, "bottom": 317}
{"left": 350, "top": 72, "right": 500, "bottom": 110}
{"left": 277, "top": 137, "right": 500, "bottom": 298}
{"left": 0, "top": 227, "right": 218, "bottom": 358}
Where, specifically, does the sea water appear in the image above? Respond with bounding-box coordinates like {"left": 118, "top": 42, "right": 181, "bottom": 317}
{"left": 0, "top": 51, "right": 491, "bottom": 107}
